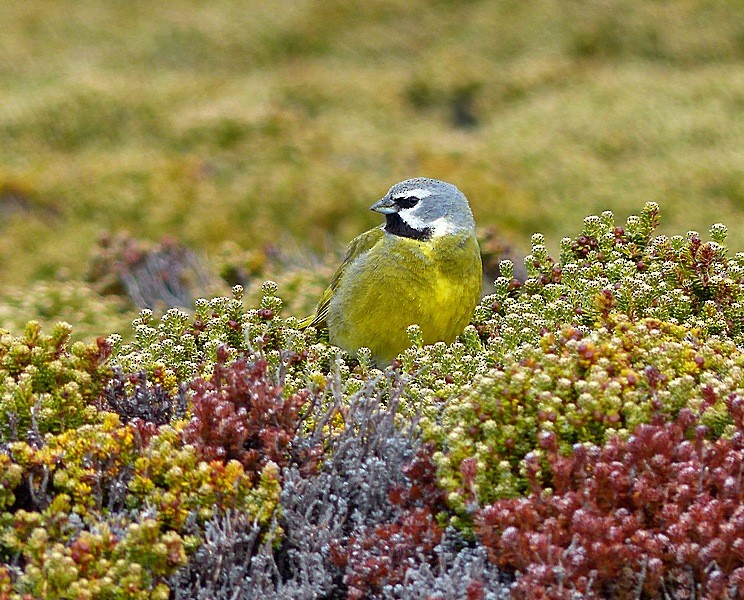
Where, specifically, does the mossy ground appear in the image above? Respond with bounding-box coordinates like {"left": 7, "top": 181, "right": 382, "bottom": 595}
{"left": 3, "top": 1, "right": 744, "bottom": 335}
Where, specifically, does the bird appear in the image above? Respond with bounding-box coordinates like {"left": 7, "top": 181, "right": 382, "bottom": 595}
{"left": 299, "top": 177, "right": 482, "bottom": 365}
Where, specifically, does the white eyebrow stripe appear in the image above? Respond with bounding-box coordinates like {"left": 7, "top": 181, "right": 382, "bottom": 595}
{"left": 392, "top": 188, "right": 432, "bottom": 200}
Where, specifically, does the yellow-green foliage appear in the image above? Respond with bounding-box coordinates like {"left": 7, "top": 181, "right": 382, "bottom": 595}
{"left": 0, "top": 325, "right": 282, "bottom": 600}
{"left": 7, "top": 414, "right": 280, "bottom": 530}
{"left": 7, "top": 514, "right": 184, "bottom": 600}
{"left": 0, "top": 322, "right": 111, "bottom": 442}
{"left": 112, "top": 282, "right": 312, "bottom": 387}
{"left": 422, "top": 318, "right": 744, "bottom": 524}
{"left": 474, "top": 204, "right": 744, "bottom": 356}
{"left": 129, "top": 425, "right": 281, "bottom": 530}
{"left": 0, "top": 454, "right": 22, "bottom": 511}
{"left": 109, "top": 281, "right": 339, "bottom": 410}
{"left": 3, "top": 414, "right": 281, "bottom": 598}
{"left": 0, "top": 566, "right": 11, "bottom": 598}
{"left": 0, "top": 281, "right": 132, "bottom": 344}
{"left": 9, "top": 413, "right": 137, "bottom": 515}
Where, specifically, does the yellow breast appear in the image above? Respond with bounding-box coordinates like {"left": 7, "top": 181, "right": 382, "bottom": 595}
{"left": 326, "top": 231, "right": 482, "bottom": 364}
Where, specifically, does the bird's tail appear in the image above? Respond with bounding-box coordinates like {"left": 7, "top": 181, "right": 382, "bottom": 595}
{"left": 297, "top": 315, "right": 315, "bottom": 330}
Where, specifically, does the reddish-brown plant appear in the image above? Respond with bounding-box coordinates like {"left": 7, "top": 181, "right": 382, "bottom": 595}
{"left": 183, "top": 349, "right": 310, "bottom": 481}
{"left": 476, "top": 402, "right": 744, "bottom": 599}
{"left": 332, "top": 451, "right": 449, "bottom": 599}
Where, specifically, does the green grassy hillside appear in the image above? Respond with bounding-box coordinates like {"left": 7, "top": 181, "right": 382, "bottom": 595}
{"left": 2, "top": 0, "right": 744, "bottom": 334}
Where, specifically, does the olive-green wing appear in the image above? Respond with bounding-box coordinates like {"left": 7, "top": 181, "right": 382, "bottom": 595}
{"left": 299, "top": 227, "right": 384, "bottom": 331}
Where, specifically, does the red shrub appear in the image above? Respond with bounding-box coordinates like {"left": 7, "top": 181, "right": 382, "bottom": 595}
{"left": 333, "top": 451, "right": 448, "bottom": 599}
{"left": 339, "top": 507, "right": 443, "bottom": 599}
{"left": 477, "top": 403, "right": 744, "bottom": 599}
{"left": 184, "top": 351, "right": 310, "bottom": 481}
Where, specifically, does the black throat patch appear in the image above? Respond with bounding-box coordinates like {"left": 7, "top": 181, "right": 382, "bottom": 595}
{"left": 384, "top": 213, "right": 432, "bottom": 241}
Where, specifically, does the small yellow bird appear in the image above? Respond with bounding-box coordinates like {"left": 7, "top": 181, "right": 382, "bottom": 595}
{"left": 300, "top": 178, "right": 482, "bottom": 365}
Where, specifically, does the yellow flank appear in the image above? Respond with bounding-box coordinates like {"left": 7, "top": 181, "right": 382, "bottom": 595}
{"left": 321, "top": 229, "right": 482, "bottom": 364}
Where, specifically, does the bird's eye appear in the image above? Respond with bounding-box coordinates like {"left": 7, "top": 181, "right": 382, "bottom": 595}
{"left": 395, "top": 196, "right": 419, "bottom": 209}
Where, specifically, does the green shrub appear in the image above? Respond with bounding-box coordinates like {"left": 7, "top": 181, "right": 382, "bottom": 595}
{"left": 423, "top": 317, "right": 743, "bottom": 522}
{"left": 406, "top": 204, "right": 744, "bottom": 525}
{"left": 0, "top": 322, "right": 111, "bottom": 443}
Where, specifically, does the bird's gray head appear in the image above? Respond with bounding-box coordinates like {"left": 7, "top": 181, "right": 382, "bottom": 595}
{"left": 370, "top": 177, "right": 475, "bottom": 241}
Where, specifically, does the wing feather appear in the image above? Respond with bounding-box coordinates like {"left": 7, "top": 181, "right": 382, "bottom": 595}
{"left": 299, "top": 227, "right": 384, "bottom": 331}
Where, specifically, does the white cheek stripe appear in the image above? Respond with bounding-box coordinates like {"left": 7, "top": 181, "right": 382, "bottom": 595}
{"left": 399, "top": 213, "right": 456, "bottom": 237}
{"left": 392, "top": 188, "right": 433, "bottom": 200}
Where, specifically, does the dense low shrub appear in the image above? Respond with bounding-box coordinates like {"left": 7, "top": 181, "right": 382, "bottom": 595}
{"left": 0, "top": 321, "right": 111, "bottom": 443}
{"left": 2, "top": 204, "right": 744, "bottom": 598}
{"left": 476, "top": 403, "right": 744, "bottom": 598}
{"left": 423, "top": 317, "right": 743, "bottom": 522}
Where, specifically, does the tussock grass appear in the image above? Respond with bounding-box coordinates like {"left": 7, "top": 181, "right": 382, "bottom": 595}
{"left": 2, "top": 0, "right": 744, "bottom": 332}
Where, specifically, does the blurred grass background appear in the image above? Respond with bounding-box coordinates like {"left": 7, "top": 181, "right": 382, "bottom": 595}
{"left": 2, "top": 0, "right": 744, "bottom": 338}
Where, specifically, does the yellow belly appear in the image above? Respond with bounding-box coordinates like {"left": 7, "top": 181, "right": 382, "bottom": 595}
{"left": 327, "top": 232, "right": 482, "bottom": 364}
